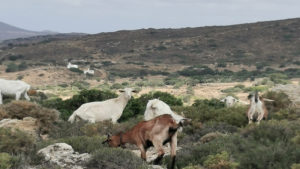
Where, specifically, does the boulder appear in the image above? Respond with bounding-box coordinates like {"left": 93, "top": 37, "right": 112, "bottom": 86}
{"left": 37, "top": 143, "right": 91, "bottom": 169}
{"left": 0, "top": 117, "right": 39, "bottom": 138}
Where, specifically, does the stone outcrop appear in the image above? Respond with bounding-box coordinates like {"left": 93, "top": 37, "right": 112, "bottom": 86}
{"left": 37, "top": 143, "right": 91, "bottom": 169}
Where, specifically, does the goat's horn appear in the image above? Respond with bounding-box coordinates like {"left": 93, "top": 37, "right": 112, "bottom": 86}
{"left": 263, "top": 98, "right": 275, "bottom": 102}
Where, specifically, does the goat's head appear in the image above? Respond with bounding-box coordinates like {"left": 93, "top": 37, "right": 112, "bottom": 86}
{"left": 102, "top": 133, "right": 123, "bottom": 148}
{"left": 119, "top": 88, "right": 138, "bottom": 99}
{"left": 221, "top": 96, "right": 238, "bottom": 107}
{"left": 248, "top": 91, "right": 259, "bottom": 103}
{"left": 178, "top": 112, "right": 192, "bottom": 126}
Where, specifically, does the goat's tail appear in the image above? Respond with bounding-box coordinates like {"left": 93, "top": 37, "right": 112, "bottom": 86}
{"left": 68, "top": 112, "right": 77, "bottom": 123}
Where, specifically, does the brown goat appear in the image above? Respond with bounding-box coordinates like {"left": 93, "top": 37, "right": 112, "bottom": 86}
{"left": 103, "top": 114, "right": 180, "bottom": 169}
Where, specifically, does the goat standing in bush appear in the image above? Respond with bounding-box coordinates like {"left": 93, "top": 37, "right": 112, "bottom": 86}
{"left": 68, "top": 88, "right": 137, "bottom": 123}
{"left": 103, "top": 114, "right": 180, "bottom": 169}
{"left": 247, "top": 91, "right": 269, "bottom": 124}
{"left": 0, "top": 79, "right": 31, "bottom": 104}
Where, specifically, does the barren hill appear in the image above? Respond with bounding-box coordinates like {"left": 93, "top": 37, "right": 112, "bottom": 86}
{"left": 1, "top": 18, "right": 300, "bottom": 67}
{"left": 0, "top": 21, "right": 57, "bottom": 41}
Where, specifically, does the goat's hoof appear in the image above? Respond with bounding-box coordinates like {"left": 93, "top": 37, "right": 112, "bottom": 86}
{"left": 153, "top": 155, "right": 164, "bottom": 165}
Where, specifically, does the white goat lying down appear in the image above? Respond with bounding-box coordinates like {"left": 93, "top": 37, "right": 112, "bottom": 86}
{"left": 68, "top": 88, "right": 137, "bottom": 123}
{"left": 221, "top": 96, "right": 248, "bottom": 107}
{"left": 0, "top": 79, "right": 31, "bottom": 104}
{"left": 67, "top": 62, "right": 78, "bottom": 69}
{"left": 144, "top": 99, "right": 190, "bottom": 125}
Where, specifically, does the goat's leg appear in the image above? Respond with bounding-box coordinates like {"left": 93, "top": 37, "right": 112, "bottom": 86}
{"left": 15, "top": 92, "right": 21, "bottom": 101}
{"left": 256, "top": 110, "right": 265, "bottom": 125}
{"left": 0, "top": 91, "right": 3, "bottom": 104}
{"left": 137, "top": 144, "right": 147, "bottom": 161}
{"left": 247, "top": 108, "right": 255, "bottom": 124}
{"left": 169, "top": 132, "right": 177, "bottom": 169}
{"left": 24, "top": 91, "right": 30, "bottom": 101}
{"left": 153, "top": 139, "right": 164, "bottom": 165}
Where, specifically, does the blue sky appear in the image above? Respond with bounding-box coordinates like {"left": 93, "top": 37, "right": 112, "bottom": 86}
{"left": 0, "top": 0, "right": 299, "bottom": 34}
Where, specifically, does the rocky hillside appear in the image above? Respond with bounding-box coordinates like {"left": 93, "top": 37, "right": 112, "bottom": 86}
{"left": 0, "top": 18, "right": 300, "bottom": 67}
{"left": 0, "top": 21, "right": 57, "bottom": 41}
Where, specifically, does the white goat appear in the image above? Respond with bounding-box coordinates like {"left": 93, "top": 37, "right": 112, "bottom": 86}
{"left": 83, "top": 68, "right": 94, "bottom": 75}
{"left": 144, "top": 99, "right": 189, "bottom": 124}
{"left": 220, "top": 96, "right": 239, "bottom": 107}
{"left": 0, "top": 79, "right": 31, "bottom": 104}
{"left": 247, "top": 92, "right": 269, "bottom": 124}
{"left": 67, "top": 62, "right": 78, "bottom": 69}
{"left": 68, "top": 88, "right": 137, "bottom": 123}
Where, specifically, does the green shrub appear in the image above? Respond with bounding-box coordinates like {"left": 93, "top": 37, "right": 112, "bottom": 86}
{"left": 69, "top": 67, "right": 83, "bottom": 74}
{"left": 292, "top": 163, "right": 300, "bottom": 169}
{"left": 0, "top": 128, "right": 35, "bottom": 154}
{"left": 192, "top": 99, "right": 225, "bottom": 109}
{"left": 59, "top": 136, "right": 106, "bottom": 153}
{"left": 176, "top": 124, "right": 300, "bottom": 169}
{"left": 139, "top": 91, "right": 183, "bottom": 106}
{"left": 6, "top": 63, "right": 19, "bottom": 72}
{"left": 182, "top": 165, "right": 204, "bottom": 169}
{"left": 0, "top": 153, "right": 12, "bottom": 169}
{"left": 217, "top": 63, "right": 227, "bottom": 68}
{"left": 269, "top": 73, "right": 289, "bottom": 84}
{"left": 174, "top": 104, "right": 248, "bottom": 127}
{"left": 241, "top": 120, "right": 300, "bottom": 144}
{"left": 120, "top": 98, "right": 144, "bottom": 122}
{"left": 262, "top": 91, "right": 292, "bottom": 113}
{"left": 203, "top": 151, "right": 238, "bottom": 169}
{"left": 87, "top": 148, "right": 148, "bottom": 169}
{"left": 72, "top": 81, "right": 90, "bottom": 90}
{"left": 243, "top": 85, "right": 269, "bottom": 92}
{"left": 110, "top": 83, "right": 123, "bottom": 89}
{"left": 18, "top": 61, "right": 28, "bottom": 71}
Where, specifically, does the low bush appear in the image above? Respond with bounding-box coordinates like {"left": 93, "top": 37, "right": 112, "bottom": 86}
{"left": 58, "top": 136, "right": 106, "bottom": 153}
{"left": 0, "top": 153, "right": 12, "bottom": 169}
{"left": 192, "top": 99, "right": 225, "bottom": 109}
{"left": 203, "top": 151, "right": 238, "bottom": 169}
{"left": 262, "top": 91, "right": 292, "bottom": 113}
{"left": 269, "top": 73, "right": 290, "bottom": 84}
{"left": 87, "top": 148, "right": 148, "bottom": 169}
{"left": 291, "top": 163, "right": 300, "bottom": 169}
{"left": 0, "top": 128, "right": 35, "bottom": 154}
{"left": 69, "top": 67, "right": 83, "bottom": 74}
{"left": 174, "top": 105, "right": 248, "bottom": 127}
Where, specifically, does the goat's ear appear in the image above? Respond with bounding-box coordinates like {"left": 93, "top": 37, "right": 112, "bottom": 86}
{"left": 132, "top": 89, "right": 138, "bottom": 93}
{"left": 119, "top": 89, "right": 125, "bottom": 92}
{"left": 106, "top": 132, "right": 112, "bottom": 138}
{"left": 181, "top": 112, "right": 185, "bottom": 117}
{"left": 248, "top": 94, "right": 253, "bottom": 99}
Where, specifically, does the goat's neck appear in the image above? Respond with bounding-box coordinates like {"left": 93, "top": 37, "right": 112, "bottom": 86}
{"left": 116, "top": 94, "right": 130, "bottom": 110}
{"left": 120, "top": 130, "right": 136, "bottom": 145}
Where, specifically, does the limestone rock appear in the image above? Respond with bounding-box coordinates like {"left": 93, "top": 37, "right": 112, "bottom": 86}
{"left": 37, "top": 143, "right": 91, "bottom": 169}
